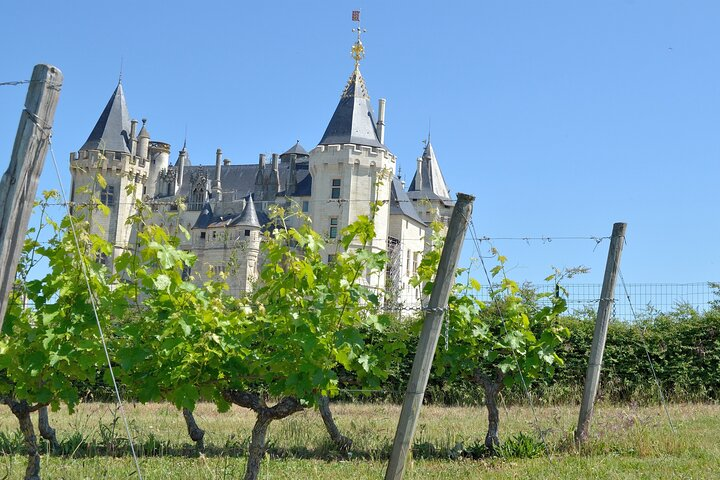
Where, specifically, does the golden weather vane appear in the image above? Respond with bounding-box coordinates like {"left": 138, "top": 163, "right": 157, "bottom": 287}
{"left": 351, "top": 10, "right": 366, "bottom": 67}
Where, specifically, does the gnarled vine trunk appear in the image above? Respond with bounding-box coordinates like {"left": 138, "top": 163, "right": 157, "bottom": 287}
{"left": 223, "top": 390, "right": 303, "bottom": 480}
{"left": 38, "top": 406, "right": 60, "bottom": 453}
{"left": 318, "top": 396, "right": 352, "bottom": 451}
{"left": 476, "top": 370, "right": 504, "bottom": 453}
{"left": 3, "top": 399, "right": 44, "bottom": 480}
{"left": 182, "top": 407, "right": 205, "bottom": 451}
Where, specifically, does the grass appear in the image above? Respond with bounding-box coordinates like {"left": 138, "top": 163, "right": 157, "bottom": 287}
{"left": 0, "top": 401, "right": 717, "bottom": 479}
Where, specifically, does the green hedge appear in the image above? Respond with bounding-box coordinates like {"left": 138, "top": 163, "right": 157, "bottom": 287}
{"left": 343, "top": 308, "right": 720, "bottom": 405}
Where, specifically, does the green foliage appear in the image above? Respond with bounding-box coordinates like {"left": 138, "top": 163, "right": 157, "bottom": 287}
{"left": 111, "top": 201, "right": 398, "bottom": 412}
{"left": 412, "top": 223, "right": 569, "bottom": 392}
{"left": 0, "top": 191, "right": 119, "bottom": 412}
{"left": 546, "top": 308, "right": 720, "bottom": 403}
{"left": 496, "top": 432, "right": 545, "bottom": 459}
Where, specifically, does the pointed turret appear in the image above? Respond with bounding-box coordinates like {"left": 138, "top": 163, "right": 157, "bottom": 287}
{"left": 280, "top": 141, "right": 309, "bottom": 162}
{"left": 408, "top": 140, "right": 450, "bottom": 200}
{"left": 318, "top": 66, "right": 383, "bottom": 148}
{"left": 233, "top": 196, "right": 260, "bottom": 228}
{"left": 80, "top": 83, "right": 132, "bottom": 153}
{"left": 137, "top": 118, "right": 150, "bottom": 159}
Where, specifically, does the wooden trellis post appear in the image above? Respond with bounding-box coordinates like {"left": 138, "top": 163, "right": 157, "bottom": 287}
{"left": 385, "top": 193, "right": 475, "bottom": 480}
{"left": 575, "top": 222, "right": 627, "bottom": 444}
{"left": 0, "top": 64, "right": 63, "bottom": 329}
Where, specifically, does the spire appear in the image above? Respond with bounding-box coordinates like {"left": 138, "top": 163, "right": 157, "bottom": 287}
{"left": 408, "top": 140, "right": 451, "bottom": 200}
{"left": 137, "top": 118, "right": 150, "bottom": 139}
{"left": 318, "top": 13, "right": 382, "bottom": 148}
{"left": 80, "top": 83, "right": 132, "bottom": 153}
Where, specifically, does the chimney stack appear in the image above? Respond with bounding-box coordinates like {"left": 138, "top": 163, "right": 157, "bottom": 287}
{"left": 268, "top": 153, "right": 280, "bottom": 197}
{"left": 130, "top": 119, "right": 138, "bottom": 156}
{"left": 376, "top": 98, "right": 386, "bottom": 144}
{"left": 286, "top": 154, "right": 297, "bottom": 195}
{"left": 214, "top": 148, "right": 223, "bottom": 201}
{"left": 415, "top": 157, "right": 423, "bottom": 190}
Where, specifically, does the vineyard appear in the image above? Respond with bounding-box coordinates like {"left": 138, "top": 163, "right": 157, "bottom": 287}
{"left": 1, "top": 66, "right": 719, "bottom": 480}
{"left": 0, "top": 187, "right": 718, "bottom": 480}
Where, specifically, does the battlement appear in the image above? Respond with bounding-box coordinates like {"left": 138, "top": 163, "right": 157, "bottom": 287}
{"left": 311, "top": 143, "right": 396, "bottom": 163}
{"left": 70, "top": 149, "right": 149, "bottom": 178}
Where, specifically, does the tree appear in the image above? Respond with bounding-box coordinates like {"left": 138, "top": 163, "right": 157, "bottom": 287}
{"left": 0, "top": 192, "right": 120, "bottom": 479}
{"left": 113, "top": 202, "right": 395, "bottom": 480}
{"left": 415, "top": 225, "right": 570, "bottom": 451}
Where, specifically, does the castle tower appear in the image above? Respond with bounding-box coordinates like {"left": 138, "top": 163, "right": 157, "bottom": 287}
{"left": 69, "top": 81, "right": 151, "bottom": 263}
{"left": 190, "top": 195, "right": 261, "bottom": 296}
{"left": 407, "top": 139, "right": 455, "bottom": 236}
{"left": 308, "top": 25, "right": 396, "bottom": 291}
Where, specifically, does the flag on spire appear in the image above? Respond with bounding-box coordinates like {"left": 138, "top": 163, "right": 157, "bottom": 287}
{"left": 352, "top": 10, "right": 360, "bottom": 22}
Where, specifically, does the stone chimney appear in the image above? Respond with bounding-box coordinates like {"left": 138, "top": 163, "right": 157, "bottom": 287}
{"left": 376, "top": 98, "right": 386, "bottom": 144}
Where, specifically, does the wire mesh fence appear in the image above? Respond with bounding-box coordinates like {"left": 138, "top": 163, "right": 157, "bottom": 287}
{"left": 470, "top": 282, "right": 717, "bottom": 321}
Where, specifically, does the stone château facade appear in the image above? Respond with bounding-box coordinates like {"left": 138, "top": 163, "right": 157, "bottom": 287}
{"left": 69, "top": 36, "right": 454, "bottom": 307}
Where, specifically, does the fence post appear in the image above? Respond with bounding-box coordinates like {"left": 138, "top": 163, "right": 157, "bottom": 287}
{"left": 0, "top": 64, "right": 63, "bottom": 329}
{"left": 575, "top": 222, "right": 627, "bottom": 444}
{"left": 385, "top": 193, "right": 475, "bottom": 480}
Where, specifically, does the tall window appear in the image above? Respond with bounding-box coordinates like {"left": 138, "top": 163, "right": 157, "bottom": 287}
{"left": 189, "top": 186, "right": 205, "bottom": 210}
{"left": 331, "top": 179, "right": 341, "bottom": 199}
{"left": 100, "top": 186, "right": 115, "bottom": 206}
{"left": 302, "top": 200, "right": 309, "bottom": 212}
{"left": 329, "top": 217, "right": 338, "bottom": 239}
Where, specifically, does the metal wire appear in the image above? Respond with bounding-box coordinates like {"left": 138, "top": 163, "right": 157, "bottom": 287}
{"left": 619, "top": 270, "right": 676, "bottom": 433}
{"left": 467, "top": 218, "right": 553, "bottom": 461}
{"left": 47, "top": 138, "right": 144, "bottom": 479}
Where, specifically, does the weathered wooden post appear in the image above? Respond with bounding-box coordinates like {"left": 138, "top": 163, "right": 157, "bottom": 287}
{"left": 0, "top": 64, "right": 63, "bottom": 329}
{"left": 575, "top": 222, "right": 627, "bottom": 444}
{"left": 385, "top": 193, "right": 475, "bottom": 480}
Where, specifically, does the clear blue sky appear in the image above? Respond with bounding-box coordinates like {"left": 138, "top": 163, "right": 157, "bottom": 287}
{"left": 2, "top": 1, "right": 719, "bottom": 286}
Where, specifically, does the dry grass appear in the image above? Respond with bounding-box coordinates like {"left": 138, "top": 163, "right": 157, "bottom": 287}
{"left": 0, "top": 401, "right": 717, "bottom": 479}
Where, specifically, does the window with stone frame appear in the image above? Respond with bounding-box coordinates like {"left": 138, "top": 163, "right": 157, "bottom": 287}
{"left": 331, "top": 178, "right": 341, "bottom": 199}
{"left": 100, "top": 186, "right": 115, "bottom": 206}
{"left": 329, "top": 217, "right": 338, "bottom": 239}
{"left": 188, "top": 186, "right": 206, "bottom": 210}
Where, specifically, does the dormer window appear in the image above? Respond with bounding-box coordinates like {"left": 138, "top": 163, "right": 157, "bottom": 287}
{"left": 189, "top": 186, "right": 205, "bottom": 210}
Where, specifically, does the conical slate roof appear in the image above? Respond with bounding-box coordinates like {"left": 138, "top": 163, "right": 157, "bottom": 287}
{"left": 408, "top": 141, "right": 451, "bottom": 200}
{"left": 80, "top": 83, "right": 132, "bottom": 153}
{"left": 281, "top": 141, "right": 309, "bottom": 158}
{"left": 318, "top": 67, "right": 383, "bottom": 148}
{"left": 232, "top": 195, "right": 260, "bottom": 227}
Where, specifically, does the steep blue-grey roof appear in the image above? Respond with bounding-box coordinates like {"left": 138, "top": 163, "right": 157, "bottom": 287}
{"left": 408, "top": 141, "right": 451, "bottom": 200}
{"left": 281, "top": 141, "right": 309, "bottom": 158}
{"left": 193, "top": 202, "right": 214, "bottom": 229}
{"left": 174, "top": 162, "right": 311, "bottom": 200}
{"left": 232, "top": 195, "right": 260, "bottom": 227}
{"left": 318, "top": 67, "right": 383, "bottom": 148}
{"left": 390, "top": 177, "right": 425, "bottom": 226}
{"left": 80, "top": 83, "right": 132, "bottom": 153}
